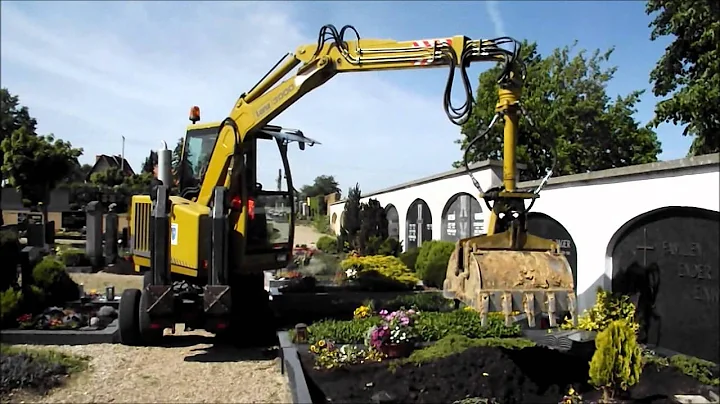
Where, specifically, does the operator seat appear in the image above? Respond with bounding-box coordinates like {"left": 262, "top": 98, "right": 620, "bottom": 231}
{"left": 246, "top": 183, "right": 270, "bottom": 250}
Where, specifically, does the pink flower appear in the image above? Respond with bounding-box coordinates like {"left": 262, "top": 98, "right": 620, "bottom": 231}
{"left": 379, "top": 310, "right": 388, "bottom": 316}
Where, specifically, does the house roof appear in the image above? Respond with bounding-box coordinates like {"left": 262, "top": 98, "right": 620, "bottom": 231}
{"left": 86, "top": 154, "right": 135, "bottom": 181}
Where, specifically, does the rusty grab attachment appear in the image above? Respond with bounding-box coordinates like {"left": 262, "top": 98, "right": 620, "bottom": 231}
{"left": 442, "top": 223, "right": 578, "bottom": 329}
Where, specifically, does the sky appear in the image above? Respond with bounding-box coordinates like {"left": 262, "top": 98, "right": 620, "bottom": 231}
{"left": 0, "top": 1, "right": 690, "bottom": 196}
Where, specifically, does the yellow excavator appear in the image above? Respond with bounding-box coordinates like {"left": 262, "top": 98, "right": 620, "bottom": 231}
{"left": 121, "top": 24, "right": 576, "bottom": 346}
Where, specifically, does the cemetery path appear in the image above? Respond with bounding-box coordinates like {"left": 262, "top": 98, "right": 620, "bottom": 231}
{"left": 22, "top": 327, "right": 291, "bottom": 404}
{"left": 293, "top": 224, "right": 325, "bottom": 247}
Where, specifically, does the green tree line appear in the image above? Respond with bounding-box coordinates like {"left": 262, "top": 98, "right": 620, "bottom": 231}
{"left": 456, "top": 0, "right": 718, "bottom": 179}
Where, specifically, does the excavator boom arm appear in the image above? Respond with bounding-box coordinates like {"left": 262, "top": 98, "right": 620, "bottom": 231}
{"left": 197, "top": 26, "right": 523, "bottom": 206}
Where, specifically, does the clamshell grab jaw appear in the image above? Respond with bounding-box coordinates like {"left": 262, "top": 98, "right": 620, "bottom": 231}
{"left": 443, "top": 228, "right": 578, "bottom": 329}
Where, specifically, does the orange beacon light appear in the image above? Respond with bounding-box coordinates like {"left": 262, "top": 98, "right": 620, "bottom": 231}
{"left": 189, "top": 106, "right": 201, "bottom": 123}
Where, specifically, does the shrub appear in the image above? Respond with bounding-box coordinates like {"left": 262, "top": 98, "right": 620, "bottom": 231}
{"left": 32, "top": 257, "right": 80, "bottom": 307}
{"left": 668, "top": 354, "right": 720, "bottom": 387}
{"left": 312, "top": 214, "right": 331, "bottom": 234}
{"left": 377, "top": 237, "right": 402, "bottom": 257}
{"left": 305, "top": 317, "right": 380, "bottom": 344}
{"left": 414, "top": 310, "right": 521, "bottom": 341}
{"left": 415, "top": 240, "right": 455, "bottom": 288}
{"left": 402, "top": 334, "right": 535, "bottom": 366}
{"left": 305, "top": 309, "right": 521, "bottom": 344}
{"left": 589, "top": 319, "right": 643, "bottom": 402}
{"left": 563, "top": 288, "right": 639, "bottom": 333}
{"left": 57, "top": 248, "right": 91, "bottom": 267}
{"left": 0, "top": 230, "right": 21, "bottom": 291}
{"left": 0, "top": 344, "right": 88, "bottom": 396}
{"left": 399, "top": 248, "right": 420, "bottom": 270}
{"left": 316, "top": 236, "right": 339, "bottom": 254}
{"left": 380, "top": 292, "right": 455, "bottom": 313}
{"left": 0, "top": 288, "right": 23, "bottom": 327}
{"left": 340, "top": 255, "right": 419, "bottom": 290}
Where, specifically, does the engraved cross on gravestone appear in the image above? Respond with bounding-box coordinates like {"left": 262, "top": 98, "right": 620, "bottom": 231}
{"left": 636, "top": 227, "right": 655, "bottom": 266}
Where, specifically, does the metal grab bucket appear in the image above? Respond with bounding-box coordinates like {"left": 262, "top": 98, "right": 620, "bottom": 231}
{"left": 443, "top": 245, "right": 577, "bottom": 328}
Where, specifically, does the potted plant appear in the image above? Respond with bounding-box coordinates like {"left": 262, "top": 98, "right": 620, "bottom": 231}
{"left": 366, "top": 308, "right": 420, "bottom": 358}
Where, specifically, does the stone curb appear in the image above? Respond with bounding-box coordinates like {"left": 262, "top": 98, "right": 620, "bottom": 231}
{"left": 0, "top": 319, "right": 120, "bottom": 345}
{"left": 277, "top": 331, "right": 314, "bottom": 404}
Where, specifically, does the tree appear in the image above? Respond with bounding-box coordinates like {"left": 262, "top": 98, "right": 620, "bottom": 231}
{"left": 1, "top": 88, "right": 38, "bottom": 225}
{"left": 300, "top": 175, "right": 341, "bottom": 198}
{"left": 646, "top": 0, "right": 720, "bottom": 156}
{"left": 455, "top": 41, "right": 662, "bottom": 180}
{"left": 172, "top": 137, "right": 183, "bottom": 173}
{"left": 141, "top": 150, "right": 158, "bottom": 173}
{"left": 1, "top": 129, "right": 83, "bottom": 215}
{"left": 339, "top": 183, "right": 362, "bottom": 251}
{"left": 89, "top": 166, "right": 125, "bottom": 188}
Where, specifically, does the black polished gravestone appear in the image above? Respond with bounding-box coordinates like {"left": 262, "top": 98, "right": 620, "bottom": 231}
{"left": 526, "top": 212, "right": 578, "bottom": 291}
{"left": 441, "top": 192, "right": 485, "bottom": 242}
{"left": 611, "top": 207, "right": 719, "bottom": 363}
{"left": 406, "top": 198, "right": 432, "bottom": 250}
{"left": 385, "top": 204, "right": 400, "bottom": 240}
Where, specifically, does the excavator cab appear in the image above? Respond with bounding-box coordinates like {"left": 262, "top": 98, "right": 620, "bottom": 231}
{"left": 175, "top": 121, "right": 321, "bottom": 273}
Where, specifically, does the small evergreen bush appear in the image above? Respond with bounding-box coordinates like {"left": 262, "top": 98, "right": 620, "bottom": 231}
{"left": 415, "top": 240, "right": 455, "bottom": 288}
{"left": 399, "top": 248, "right": 420, "bottom": 270}
{"left": 589, "top": 319, "right": 643, "bottom": 402}
{"left": 32, "top": 257, "right": 80, "bottom": 307}
{"left": 0, "top": 288, "right": 23, "bottom": 327}
{"left": 563, "top": 287, "right": 639, "bottom": 333}
{"left": 340, "top": 255, "right": 419, "bottom": 290}
{"left": 316, "top": 235, "right": 339, "bottom": 253}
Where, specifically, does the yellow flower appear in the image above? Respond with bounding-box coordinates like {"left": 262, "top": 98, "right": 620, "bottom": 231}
{"left": 310, "top": 345, "right": 318, "bottom": 353}
{"left": 568, "top": 387, "right": 575, "bottom": 395}
{"left": 317, "top": 339, "right": 325, "bottom": 347}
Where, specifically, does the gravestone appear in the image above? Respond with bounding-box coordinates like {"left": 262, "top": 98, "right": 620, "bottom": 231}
{"left": 406, "top": 199, "right": 432, "bottom": 250}
{"left": 611, "top": 207, "right": 719, "bottom": 363}
{"left": 104, "top": 205, "right": 119, "bottom": 265}
{"left": 385, "top": 204, "right": 400, "bottom": 240}
{"left": 25, "top": 213, "right": 46, "bottom": 248}
{"left": 526, "top": 212, "right": 577, "bottom": 290}
{"left": 86, "top": 201, "right": 105, "bottom": 268}
{"left": 441, "top": 193, "right": 484, "bottom": 242}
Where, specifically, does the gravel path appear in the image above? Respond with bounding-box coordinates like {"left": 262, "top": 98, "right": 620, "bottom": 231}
{"left": 12, "top": 328, "right": 291, "bottom": 404}
{"left": 293, "top": 225, "right": 326, "bottom": 247}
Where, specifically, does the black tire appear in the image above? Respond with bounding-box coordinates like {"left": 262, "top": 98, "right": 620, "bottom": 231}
{"left": 119, "top": 289, "right": 142, "bottom": 346}
{"left": 139, "top": 290, "right": 164, "bottom": 345}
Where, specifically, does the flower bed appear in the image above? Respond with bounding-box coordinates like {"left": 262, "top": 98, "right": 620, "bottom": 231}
{"left": 293, "top": 295, "right": 719, "bottom": 404}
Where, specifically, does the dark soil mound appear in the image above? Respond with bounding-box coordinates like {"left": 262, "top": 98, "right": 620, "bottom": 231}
{"left": 301, "top": 346, "right": 715, "bottom": 404}
{"left": 0, "top": 352, "right": 69, "bottom": 396}
{"left": 302, "top": 346, "right": 591, "bottom": 403}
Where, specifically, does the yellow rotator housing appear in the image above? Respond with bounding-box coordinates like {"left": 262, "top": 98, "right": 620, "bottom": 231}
{"left": 443, "top": 231, "right": 577, "bottom": 329}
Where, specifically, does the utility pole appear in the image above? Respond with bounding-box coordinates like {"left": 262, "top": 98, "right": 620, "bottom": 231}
{"left": 121, "top": 135, "right": 126, "bottom": 172}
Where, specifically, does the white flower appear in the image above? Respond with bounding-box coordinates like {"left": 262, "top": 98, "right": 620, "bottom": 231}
{"left": 345, "top": 268, "right": 357, "bottom": 279}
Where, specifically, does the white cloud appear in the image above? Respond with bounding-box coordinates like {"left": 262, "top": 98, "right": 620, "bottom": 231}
{"left": 485, "top": 1, "right": 506, "bottom": 38}
{"left": 0, "top": 1, "right": 470, "bottom": 194}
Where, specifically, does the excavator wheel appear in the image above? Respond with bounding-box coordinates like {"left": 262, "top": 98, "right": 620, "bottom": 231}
{"left": 443, "top": 231, "right": 577, "bottom": 329}
{"left": 119, "top": 288, "right": 142, "bottom": 346}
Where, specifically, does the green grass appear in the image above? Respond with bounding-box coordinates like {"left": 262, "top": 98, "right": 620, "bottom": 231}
{"left": 0, "top": 344, "right": 90, "bottom": 374}
{"left": 643, "top": 350, "right": 719, "bottom": 387}
{"left": 388, "top": 334, "right": 535, "bottom": 371}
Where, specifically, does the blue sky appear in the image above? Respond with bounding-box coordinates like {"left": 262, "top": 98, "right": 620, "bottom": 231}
{"left": 0, "top": 1, "right": 689, "bottom": 195}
